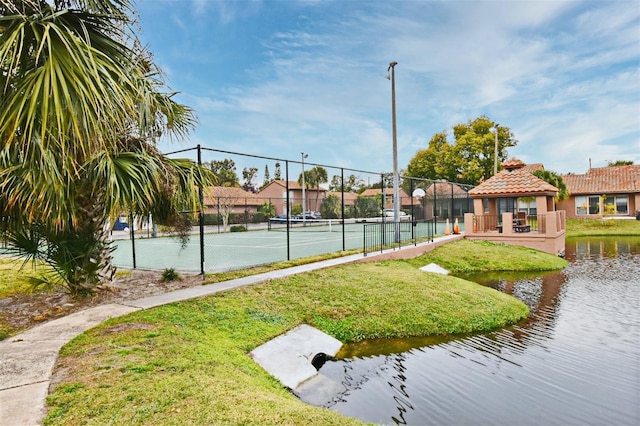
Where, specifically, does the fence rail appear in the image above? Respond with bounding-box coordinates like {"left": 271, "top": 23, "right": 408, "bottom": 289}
{"left": 363, "top": 219, "right": 435, "bottom": 256}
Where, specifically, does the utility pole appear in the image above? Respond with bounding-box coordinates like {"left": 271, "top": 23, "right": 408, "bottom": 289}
{"left": 388, "top": 61, "right": 400, "bottom": 243}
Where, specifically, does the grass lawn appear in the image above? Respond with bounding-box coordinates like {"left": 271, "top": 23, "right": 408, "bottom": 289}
{"left": 565, "top": 217, "right": 640, "bottom": 238}
{"left": 43, "top": 240, "right": 565, "bottom": 425}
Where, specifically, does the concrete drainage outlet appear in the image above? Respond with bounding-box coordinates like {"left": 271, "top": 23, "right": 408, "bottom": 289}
{"left": 311, "top": 352, "right": 328, "bottom": 370}
{"left": 249, "top": 324, "right": 343, "bottom": 390}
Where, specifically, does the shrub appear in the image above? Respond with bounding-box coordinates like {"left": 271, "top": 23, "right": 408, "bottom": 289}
{"left": 230, "top": 225, "right": 247, "bottom": 232}
{"left": 160, "top": 268, "right": 181, "bottom": 282}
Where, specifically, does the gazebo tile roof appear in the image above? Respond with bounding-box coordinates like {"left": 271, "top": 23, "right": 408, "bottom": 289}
{"left": 469, "top": 159, "right": 558, "bottom": 197}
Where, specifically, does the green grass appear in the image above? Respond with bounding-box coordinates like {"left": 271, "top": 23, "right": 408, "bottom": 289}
{"left": 42, "top": 240, "right": 566, "bottom": 426}
{"left": 405, "top": 239, "right": 569, "bottom": 273}
{"left": 0, "top": 258, "right": 48, "bottom": 298}
{"left": 565, "top": 217, "right": 640, "bottom": 238}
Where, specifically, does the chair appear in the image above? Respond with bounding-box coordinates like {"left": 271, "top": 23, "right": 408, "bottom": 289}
{"left": 514, "top": 212, "right": 530, "bottom": 232}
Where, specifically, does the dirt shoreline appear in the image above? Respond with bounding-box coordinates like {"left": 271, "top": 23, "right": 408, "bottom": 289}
{"left": 0, "top": 269, "right": 205, "bottom": 339}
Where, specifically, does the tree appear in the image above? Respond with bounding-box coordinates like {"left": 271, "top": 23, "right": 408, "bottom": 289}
{"left": 208, "top": 159, "right": 239, "bottom": 187}
{"left": 532, "top": 170, "right": 569, "bottom": 202}
{"left": 406, "top": 116, "right": 517, "bottom": 186}
{"left": 242, "top": 167, "right": 258, "bottom": 193}
{"left": 0, "top": 0, "right": 214, "bottom": 295}
{"left": 320, "top": 195, "right": 340, "bottom": 219}
{"left": 607, "top": 160, "right": 634, "bottom": 166}
{"left": 298, "top": 166, "right": 328, "bottom": 211}
{"left": 260, "top": 164, "right": 271, "bottom": 190}
{"left": 329, "top": 174, "right": 365, "bottom": 192}
{"left": 274, "top": 162, "right": 282, "bottom": 180}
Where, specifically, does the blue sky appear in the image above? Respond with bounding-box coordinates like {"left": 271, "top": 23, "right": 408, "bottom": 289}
{"left": 136, "top": 0, "right": 640, "bottom": 182}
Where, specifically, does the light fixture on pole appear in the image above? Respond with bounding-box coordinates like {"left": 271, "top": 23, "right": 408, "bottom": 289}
{"left": 388, "top": 61, "right": 400, "bottom": 242}
{"left": 493, "top": 124, "right": 499, "bottom": 175}
{"left": 301, "top": 152, "right": 308, "bottom": 226}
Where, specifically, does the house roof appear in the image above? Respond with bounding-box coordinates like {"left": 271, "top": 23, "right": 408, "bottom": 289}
{"left": 360, "top": 188, "right": 410, "bottom": 198}
{"left": 326, "top": 191, "right": 359, "bottom": 203}
{"left": 258, "top": 180, "right": 326, "bottom": 192}
{"left": 423, "top": 181, "right": 470, "bottom": 197}
{"left": 562, "top": 165, "right": 640, "bottom": 195}
{"left": 469, "top": 158, "right": 558, "bottom": 197}
{"left": 204, "top": 186, "right": 262, "bottom": 205}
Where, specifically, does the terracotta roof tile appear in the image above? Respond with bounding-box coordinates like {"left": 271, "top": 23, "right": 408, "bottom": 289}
{"left": 521, "top": 163, "right": 544, "bottom": 173}
{"left": 423, "top": 182, "right": 470, "bottom": 197}
{"left": 562, "top": 165, "right": 640, "bottom": 194}
{"left": 469, "top": 159, "right": 558, "bottom": 197}
{"left": 204, "top": 186, "right": 261, "bottom": 205}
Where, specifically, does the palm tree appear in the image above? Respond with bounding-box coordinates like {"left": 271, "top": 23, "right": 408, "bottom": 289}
{"left": 532, "top": 170, "right": 569, "bottom": 201}
{"left": 0, "top": 0, "right": 214, "bottom": 295}
{"left": 297, "top": 166, "right": 328, "bottom": 212}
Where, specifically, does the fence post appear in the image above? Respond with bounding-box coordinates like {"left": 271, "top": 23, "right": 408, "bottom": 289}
{"left": 285, "top": 160, "right": 290, "bottom": 260}
{"left": 341, "top": 168, "right": 346, "bottom": 251}
{"left": 129, "top": 211, "right": 136, "bottom": 269}
{"left": 197, "top": 144, "right": 205, "bottom": 277}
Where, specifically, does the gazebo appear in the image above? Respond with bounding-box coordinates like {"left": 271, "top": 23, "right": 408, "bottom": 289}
{"left": 463, "top": 158, "right": 566, "bottom": 256}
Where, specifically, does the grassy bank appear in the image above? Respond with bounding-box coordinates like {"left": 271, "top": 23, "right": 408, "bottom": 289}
{"left": 566, "top": 217, "right": 640, "bottom": 238}
{"left": 44, "top": 241, "right": 565, "bottom": 425}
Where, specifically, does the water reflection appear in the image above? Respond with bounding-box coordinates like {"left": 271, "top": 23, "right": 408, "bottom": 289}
{"left": 309, "top": 237, "right": 640, "bottom": 425}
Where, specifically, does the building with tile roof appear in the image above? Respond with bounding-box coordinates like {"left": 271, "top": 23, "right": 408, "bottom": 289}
{"left": 556, "top": 164, "right": 640, "bottom": 219}
{"left": 464, "top": 158, "right": 566, "bottom": 256}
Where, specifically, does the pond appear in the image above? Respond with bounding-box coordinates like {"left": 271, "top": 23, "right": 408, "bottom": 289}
{"left": 305, "top": 237, "right": 640, "bottom": 425}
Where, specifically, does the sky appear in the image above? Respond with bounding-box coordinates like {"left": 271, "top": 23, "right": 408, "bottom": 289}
{"left": 135, "top": 0, "right": 640, "bottom": 183}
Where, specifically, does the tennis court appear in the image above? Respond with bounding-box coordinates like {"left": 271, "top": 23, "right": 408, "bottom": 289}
{"left": 111, "top": 219, "right": 451, "bottom": 273}
{"left": 111, "top": 222, "right": 366, "bottom": 273}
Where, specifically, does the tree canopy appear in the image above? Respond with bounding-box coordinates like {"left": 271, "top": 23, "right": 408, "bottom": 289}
{"left": 405, "top": 116, "right": 517, "bottom": 186}
{"left": 0, "top": 0, "right": 214, "bottom": 295}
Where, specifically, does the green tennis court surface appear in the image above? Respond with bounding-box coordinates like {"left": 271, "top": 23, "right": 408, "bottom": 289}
{"left": 111, "top": 221, "right": 450, "bottom": 273}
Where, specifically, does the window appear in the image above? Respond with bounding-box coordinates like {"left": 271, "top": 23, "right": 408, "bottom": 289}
{"left": 575, "top": 195, "right": 600, "bottom": 215}
{"left": 518, "top": 198, "right": 537, "bottom": 215}
{"left": 604, "top": 195, "right": 628, "bottom": 215}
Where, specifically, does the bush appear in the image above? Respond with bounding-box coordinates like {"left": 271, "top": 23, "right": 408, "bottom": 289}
{"left": 230, "top": 225, "right": 247, "bottom": 232}
{"left": 160, "top": 268, "right": 181, "bottom": 282}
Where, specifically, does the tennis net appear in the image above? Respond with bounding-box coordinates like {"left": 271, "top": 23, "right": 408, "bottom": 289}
{"left": 267, "top": 217, "right": 370, "bottom": 232}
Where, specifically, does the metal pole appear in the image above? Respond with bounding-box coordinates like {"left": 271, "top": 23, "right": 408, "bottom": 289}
{"left": 129, "top": 211, "right": 136, "bottom": 269}
{"left": 285, "top": 161, "right": 290, "bottom": 260}
{"left": 197, "top": 144, "right": 205, "bottom": 277}
{"left": 389, "top": 61, "right": 400, "bottom": 243}
{"left": 341, "top": 168, "right": 346, "bottom": 251}
{"left": 494, "top": 124, "right": 499, "bottom": 175}
{"left": 301, "top": 152, "right": 308, "bottom": 226}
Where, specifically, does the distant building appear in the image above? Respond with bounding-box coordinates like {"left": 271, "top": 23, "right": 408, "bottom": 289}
{"left": 557, "top": 164, "right": 640, "bottom": 219}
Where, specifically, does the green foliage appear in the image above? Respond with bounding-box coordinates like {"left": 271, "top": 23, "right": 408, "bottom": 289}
{"left": 406, "top": 116, "right": 518, "bottom": 185}
{"left": 0, "top": 0, "right": 215, "bottom": 295}
{"left": 230, "top": 225, "right": 247, "bottom": 232}
{"left": 532, "top": 169, "right": 569, "bottom": 201}
{"left": 320, "top": 194, "right": 341, "bottom": 219}
{"left": 160, "top": 268, "right": 181, "bottom": 283}
{"left": 354, "top": 195, "right": 381, "bottom": 218}
{"left": 207, "top": 159, "right": 239, "bottom": 187}
{"left": 607, "top": 160, "right": 634, "bottom": 166}
{"left": 258, "top": 202, "right": 275, "bottom": 217}
{"left": 291, "top": 204, "right": 302, "bottom": 216}
{"left": 329, "top": 174, "right": 365, "bottom": 192}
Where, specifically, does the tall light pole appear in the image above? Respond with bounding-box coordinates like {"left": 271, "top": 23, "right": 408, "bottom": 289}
{"left": 388, "top": 61, "right": 400, "bottom": 242}
{"left": 493, "top": 124, "right": 499, "bottom": 175}
{"left": 301, "top": 152, "right": 308, "bottom": 226}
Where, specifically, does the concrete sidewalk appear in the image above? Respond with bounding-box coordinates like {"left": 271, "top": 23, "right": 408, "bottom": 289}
{"left": 0, "top": 235, "right": 462, "bottom": 425}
